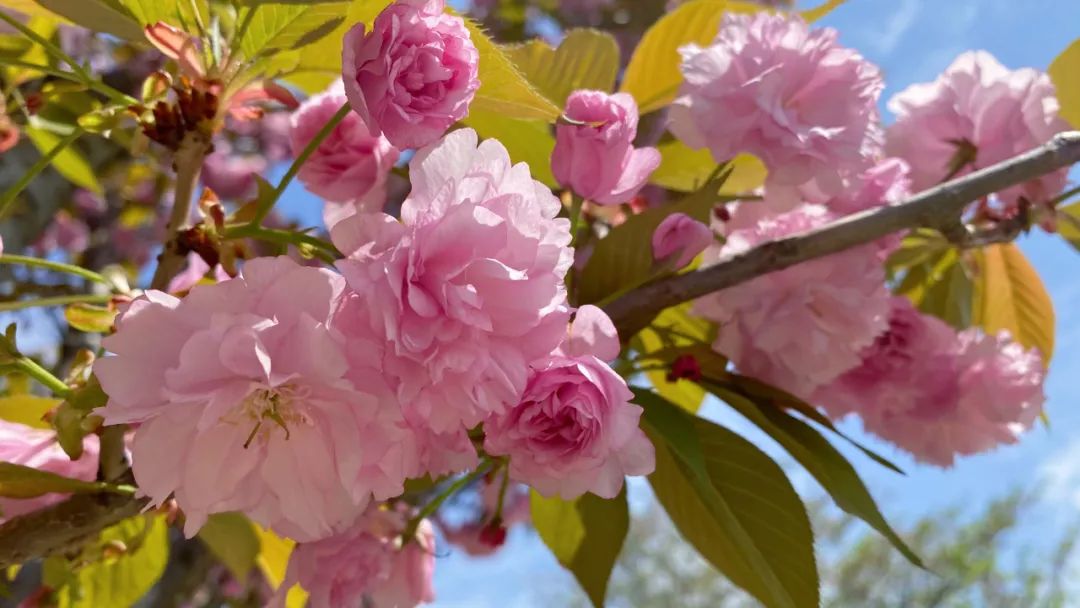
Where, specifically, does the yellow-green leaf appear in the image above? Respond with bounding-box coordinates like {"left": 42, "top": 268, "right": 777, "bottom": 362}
{"left": 239, "top": 1, "right": 348, "bottom": 59}
{"left": 57, "top": 515, "right": 169, "bottom": 608}
{"left": 5, "top": 0, "right": 143, "bottom": 42}
{"left": 0, "top": 394, "right": 57, "bottom": 429}
{"left": 199, "top": 513, "right": 260, "bottom": 580}
{"left": 503, "top": 29, "right": 619, "bottom": 107}
{"left": 1049, "top": 37, "right": 1080, "bottom": 128}
{"left": 1056, "top": 199, "right": 1080, "bottom": 252}
{"left": 973, "top": 243, "right": 1055, "bottom": 361}
{"left": 464, "top": 17, "right": 560, "bottom": 121}
{"left": 0, "top": 461, "right": 110, "bottom": 498}
{"left": 65, "top": 303, "right": 116, "bottom": 333}
{"left": 25, "top": 127, "right": 101, "bottom": 195}
{"left": 894, "top": 246, "right": 975, "bottom": 330}
{"left": 116, "top": 0, "right": 210, "bottom": 32}
{"left": 638, "top": 389, "right": 817, "bottom": 608}
{"left": 464, "top": 108, "right": 556, "bottom": 187}
{"left": 652, "top": 141, "right": 766, "bottom": 193}
{"left": 620, "top": 0, "right": 764, "bottom": 114}
{"left": 635, "top": 304, "right": 715, "bottom": 413}
{"left": 255, "top": 525, "right": 309, "bottom": 608}
{"left": 286, "top": 0, "right": 391, "bottom": 93}
{"left": 531, "top": 488, "right": 628, "bottom": 608}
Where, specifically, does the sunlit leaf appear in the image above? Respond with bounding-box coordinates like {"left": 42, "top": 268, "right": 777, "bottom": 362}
{"left": 1054, "top": 199, "right": 1080, "bottom": 253}
{"left": 651, "top": 142, "right": 767, "bottom": 193}
{"left": 25, "top": 127, "right": 101, "bottom": 195}
{"left": 503, "top": 29, "right": 619, "bottom": 107}
{"left": 238, "top": 0, "right": 348, "bottom": 59}
{"left": 464, "top": 17, "right": 560, "bottom": 121}
{"left": 2, "top": 0, "right": 143, "bottom": 42}
{"left": 637, "top": 388, "right": 817, "bottom": 608}
{"left": 116, "top": 0, "right": 210, "bottom": 33}
{"left": 531, "top": 488, "right": 628, "bottom": 608}
{"left": 635, "top": 304, "right": 716, "bottom": 413}
{"left": 255, "top": 525, "right": 309, "bottom": 608}
{"left": 1049, "top": 37, "right": 1080, "bottom": 128}
{"left": 799, "top": 0, "right": 847, "bottom": 22}
{"left": 65, "top": 303, "right": 116, "bottom": 333}
{"left": 285, "top": 0, "right": 391, "bottom": 93}
{"left": 973, "top": 243, "right": 1055, "bottom": 361}
{"left": 0, "top": 394, "right": 57, "bottom": 429}
{"left": 56, "top": 515, "right": 169, "bottom": 608}
{"left": 199, "top": 513, "right": 260, "bottom": 580}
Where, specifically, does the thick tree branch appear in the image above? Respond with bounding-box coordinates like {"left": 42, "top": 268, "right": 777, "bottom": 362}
{"left": 604, "top": 131, "right": 1080, "bottom": 337}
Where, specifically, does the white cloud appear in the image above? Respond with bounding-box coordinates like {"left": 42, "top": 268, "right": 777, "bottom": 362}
{"left": 1038, "top": 437, "right": 1080, "bottom": 510}
{"left": 866, "top": 0, "right": 919, "bottom": 56}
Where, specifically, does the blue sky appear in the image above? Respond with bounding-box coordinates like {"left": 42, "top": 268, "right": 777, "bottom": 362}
{"left": 277, "top": 1, "right": 1080, "bottom": 605}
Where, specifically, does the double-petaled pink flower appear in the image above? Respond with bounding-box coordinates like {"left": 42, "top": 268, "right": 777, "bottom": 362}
{"left": 342, "top": 0, "right": 480, "bottom": 150}
{"left": 0, "top": 420, "right": 98, "bottom": 521}
{"left": 484, "top": 306, "right": 655, "bottom": 500}
{"left": 552, "top": 90, "right": 660, "bottom": 205}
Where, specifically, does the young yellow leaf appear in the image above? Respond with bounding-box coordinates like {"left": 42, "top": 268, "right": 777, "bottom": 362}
{"left": 25, "top": 127, "right": 101, "bottom": 195}
{"left": 464, "top": 109, "right": 556, "bottom": 187}
{"left": 1049, "top": 37, "right": 1080, "bottom": 128}
{"left": 255, "top": 524, "right": 309, "bottom": 608}
{"left": 464, "top": 18, "right": 560, "bottom": 121}
{"left": 503, "top": 29, "right": 619, "bottom": 107}
{"left": 973, "top": 243, "right": 1055, "bottom": 361}
{"left": 0, "top": 394, "right": 58, "bottom": 429}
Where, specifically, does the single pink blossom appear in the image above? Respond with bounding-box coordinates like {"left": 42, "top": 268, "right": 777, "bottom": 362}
{"left": 342, "top": 0, "right": 480, "bottom": 150}
{"left": 33, "top": 211, "right": 89, "bottom": 256}
{"left": 0, "top": 420, "right": 98, "bottom": 521}
{"left": 95, "top": 257, "right": 410, "bottom": 541}
{"left": 694, "top": 204, "right": 891, "bottom": 398}
{"left": 670, "top": 13, "right": 883, "bottom": 195}
{"left": 552, "top": 90, "right": 660, "bottom": 205}
{"left": 334, "top": 129, "right": 573, "bottom": 437}
{"left": 484, "top": 306, "right": 655, "bottom": 500}
{"left": 271, "top": 507, "right": 436, "bottom": 608}
{"left": 886, "top": 51, "right": 1070, "bottom": 212}
{"left": 290, "top": 82, "right": 400, "bottom": 228}
{"left": 652, "top": 212, "right": 714, "bottom": 268}
{"left": 167, "top": 252, "right": 230, "bottom": 293}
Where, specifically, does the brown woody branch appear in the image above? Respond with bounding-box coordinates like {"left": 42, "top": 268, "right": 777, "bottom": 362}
{"left": 603, "top": 131, "right": 1080, "bottom": 337}
{"left": 0, "top": 133, "right": 1078, "bottom": 569}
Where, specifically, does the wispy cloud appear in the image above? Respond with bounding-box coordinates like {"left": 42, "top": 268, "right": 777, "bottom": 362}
{"left": 865, "top": 0, "right": 919, "bottom": 56}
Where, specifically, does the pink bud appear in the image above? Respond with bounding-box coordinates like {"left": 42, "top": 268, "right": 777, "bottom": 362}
{"left": 652, "top": 212, "right": 713, "bottom": 268}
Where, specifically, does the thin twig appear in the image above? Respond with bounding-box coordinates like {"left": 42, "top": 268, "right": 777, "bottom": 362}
{"left": 151, "top": 133, "right": 211, "bottom": 290}
{"left": 602, "top": 131, "right": 1080, "bottom": 338}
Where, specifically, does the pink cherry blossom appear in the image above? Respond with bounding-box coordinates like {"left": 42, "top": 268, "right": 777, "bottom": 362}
{"left": 0, "top": 421, "right": 99, "bottom": 521}
{"left": 290, "top": 82, "right": 400, "bottom": 228}
{"left": 342, "top": 0, "right": 480, "bottom": 150}
{"left": 484, "top": 306, "right": 655, "bottom": 500}
{"left": 670, "top": 13, "right": 883, "bottom": 195}
{"left": 200, "top": 144, "right": 267, "bottom": 201}
{"left": 167, "top": 252, "right": 230, "bottom": 293}
{"left": 333, "top": 129, "right": 573, "bottom": 438}
{"left": 886, "top": 51, "right": 1070, "bottom": 213}
{"left": 694, "top": 204, "right": 891, "bottom": 398}
{"left": 271, "top": 507, "right": 436, "bottom": 608}
{"left": 552, "top": 90, "right": 660, "bottom": 205}
{"left": 652, "top": 212, "right": 714, "bottom": 268}
{"left": 95, "top": 257, "right": 410, "bottom": 541}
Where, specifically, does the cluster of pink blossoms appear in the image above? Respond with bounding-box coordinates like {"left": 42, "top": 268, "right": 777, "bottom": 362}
{"left": 676, "top": 13, "right": 1055, "bottom": 465}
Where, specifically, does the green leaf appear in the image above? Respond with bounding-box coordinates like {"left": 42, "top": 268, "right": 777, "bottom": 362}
{"left": 894, "top": 244, "right": 975, "bottom": 330}
{"left": 199, "top": 512, "right": 260, "bottom": 581}
{"left": 0, "top": 461, "right": 111, "bottom": 499}
{"left": 1049, "top": 37, "right": 1080, "bottom": 128}
{"left": 0, "top": 394, "right": 58, "bottom": 429}
{"left": 239, "top": 0, "right": 348, "bottom": 59}
{"left": 5, "top": 0, "right": 144, "bottom": 42}
{"left": 503, "top": 29, "right": 619, "bottom": 107}
{"left": 25, "top": 127, "right": 101, "bottom": 195}
{"left": 64, "top": 303, "right": 116, "bottom": 333}
{"left": 285, "top": 0, "right": 391, "bottom": 93}
{"left": 115, "top": 0, "right": 210, "bottom": 32}
{"left": 464, "top": 17, "right": 560, "bottom": 121}
{"left": 637, "top": 388, "right": 817, "bottom": 608}
{"left": 464, "top": 108, "right": 556, "bottom": 187}
{"left": 620, "top": 0, "right": 764, "bottom": 113}
{"left": 973, "top": 243, "right": 1056, "bottom": 361}
{"left": 652, "top": 140, "right": 767, "bottom": 193}
{"left": 635, "top": 304, "right": 716, "bottom": 413}
{"left": 704, "top": 378, "right": 923, "bottom": 569}
{"left": 56, "top": 515, "right": 169, "bottom": 608}
{"left": 577, "top": 171, "right": 726, "bottom": 306}
{"left": 531, "top": 488, "right": 628, "bottom": 608}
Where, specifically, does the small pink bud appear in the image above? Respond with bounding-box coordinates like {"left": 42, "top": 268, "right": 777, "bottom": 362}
{"left": 652, "top": 212, "right": 713, "bottom": 268}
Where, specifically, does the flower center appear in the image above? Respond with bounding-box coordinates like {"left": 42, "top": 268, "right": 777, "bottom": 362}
{"left": 237, "top": 385, "right": 309, "bottom": 448}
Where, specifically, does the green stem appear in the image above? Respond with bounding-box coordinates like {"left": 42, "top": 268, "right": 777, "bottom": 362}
{"left": 568, "top": 196, "right": 584, "bottom": 246}
{"left": 224, "top": 224, "right": 339, "bottom": 263}
{"left": 1051, "top": 184, "right": 1080, "bottom": 207}
{"left": 1, "top": 59, "right": 135, "bottom": 106}
{"left": 0, "top": 293, "right": 111, "bottom": 313}
{"left": 13, "top": 357, "right": 70, "bottom": 397}
{"left": 0, "top": 255, "right": 108, "bottom": 285}
{"left": 0, "top": 128, "right": 85, "bottom": 219}
{"left": 404, "top": 462, "right": 494, "bottom": 541}
{"left": 254, "top": 103, "right": 351, "bottom": 225}
{"left": 492, "top": 464, "right": 510, "bottom": 523}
